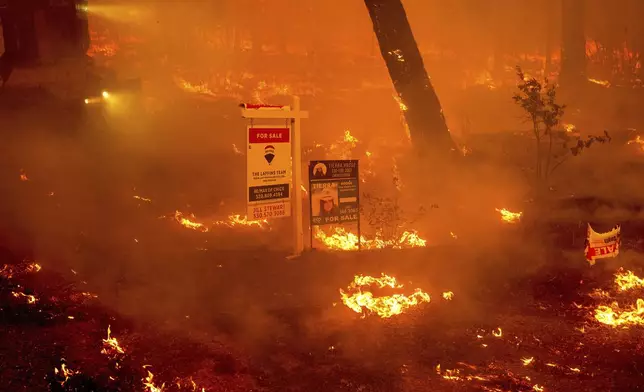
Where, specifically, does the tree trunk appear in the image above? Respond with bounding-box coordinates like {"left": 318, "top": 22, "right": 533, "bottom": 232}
{"left": 560, "top": 0, "right": 586, "bottom": 88}
{"left": 0, "top": 9, "right": 20, "bottom": 57}
{"left": 544, "top": 0, "right": 554, "bottom": 77}
{"left": 363, "top": 0, "right": 454, "bottom": 155}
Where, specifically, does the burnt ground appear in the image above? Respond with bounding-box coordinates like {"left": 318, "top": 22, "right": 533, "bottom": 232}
{"left": 2, "top": 93, "right": 644, "bottom": 391}
{"left": 2, "top": 236, "right": 644, "bottom": 392}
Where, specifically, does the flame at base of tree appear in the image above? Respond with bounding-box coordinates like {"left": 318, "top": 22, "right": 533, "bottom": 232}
{"left": 314, "top": 227, "right": 426, "bottom": 251}
{"left": 340, "top": 273, "right": 430, "bottom": 318}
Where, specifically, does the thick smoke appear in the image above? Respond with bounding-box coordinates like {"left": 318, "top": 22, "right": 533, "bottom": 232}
{"left": 1, "top": 0, "right": 643, "bottom": 365}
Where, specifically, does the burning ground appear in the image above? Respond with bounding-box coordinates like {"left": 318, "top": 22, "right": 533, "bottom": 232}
{"left": 3, "top": 208, "right": 644, "bottom": 392}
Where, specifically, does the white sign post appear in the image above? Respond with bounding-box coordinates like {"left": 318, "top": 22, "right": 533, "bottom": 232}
{"left": 241, "top": 97, "right": 309, "bottom": 257}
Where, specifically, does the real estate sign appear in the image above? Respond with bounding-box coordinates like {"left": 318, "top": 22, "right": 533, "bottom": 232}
{"left": 308, "top": 160, "right": 359, "bottom": 226}
{"left": 247, "top": 126, "right": 292, "bottom": 220}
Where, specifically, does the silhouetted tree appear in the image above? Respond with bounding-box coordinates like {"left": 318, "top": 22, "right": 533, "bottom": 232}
{"left": 560, "top": 0, "right": 586, "bottom": 87}
{"left": 363, "top": 0, "right": 454, "bottom": 156}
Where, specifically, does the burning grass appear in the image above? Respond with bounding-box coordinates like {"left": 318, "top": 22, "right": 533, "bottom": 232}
{"left": 314, "top": 227, "right": 426, "bottom": 251}
{"left": 172, "top": 211, "right": 269, "bottom": 232}
{"left": 593, "top": 268, "right": 644, "bottom": 328}
{"left": 339, "top": 273, "right": 431, "bottom": 318}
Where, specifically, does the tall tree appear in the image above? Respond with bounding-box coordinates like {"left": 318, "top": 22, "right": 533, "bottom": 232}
{"left": 560, "top": 0, "right": 586, "bottom": 87}
{"left": 363, "top": 0, "right": 454, "bottom": 155}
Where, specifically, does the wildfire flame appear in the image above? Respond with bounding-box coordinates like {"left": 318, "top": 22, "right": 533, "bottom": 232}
{"left": 496, "top": 208, "right": 523, "bottom": 224}
{"left": 595, "top": 299, "right": 644, "bottom": 327}
{"left": 615, "top": 269, "right": 644, "bottom": 291}
{"left": 11, "top": 291, "right": 38, "bottom": 304}
{"left": 175, "top": 77, "right": 216, "bottom": 97}
{"left": 143, "top": 370, "right": 165, "bottom": 392}
{"left": 1, "top": 262, "right": 41, "bottom": 280}
{"left": 174, "top": 211, "right": 209, "bottom": 232}
{"left": 54, "top": 363, "right": 78, "bottom": 386}
{"left": 594, "top": 269, "right": 644, "bottom": 327}
{"left": 173, "top": 211, "right": 268, "bottom": 232}
{"left": 219, "top": 214, "right": 269, "bottom": 228}
{"left": 340, "top": 273, "right": 430, "bottom": 318}
{"left": 326, "top": 130, "right": 359, "bottom": 159}
{"left": 442, "top": 291, "right": 454, "bottom": 300}
{"left": 19, "top": 169, "right": 29, "bottom": 181}
{"left": 314, "top": 227, "right": 426, "bottom": 251}
{"left": 101, "top": 325, "right": 125, "bottom": 356}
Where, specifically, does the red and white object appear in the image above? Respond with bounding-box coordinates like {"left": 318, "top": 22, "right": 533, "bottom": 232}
{"left": 247, "top": 126, "right": 292, "bottom": 220}
{"left": 585, "top": 224, "right": 621, "bottom": 265}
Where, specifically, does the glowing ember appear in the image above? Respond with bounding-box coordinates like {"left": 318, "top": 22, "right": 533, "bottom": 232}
{"left": 614, "top": 269, "right": 644, "bottom": 292}
{"left": 339, "top": 273, "right": 430, "bottom": 318}
{"left": 11, "top": 291, "right": 38, "bottom": 304}
{"left": 19, "top": 169, "right": 29, "bottom": 181}
{"left": 522, "top": 357, "right": 534, "bottom": 366}
{"left": 393, "top": 94, "right": 408, "bottom": 111}
{"left": 563, "top": 123, "right": 577, "bottom": 133}
{"left": 627, "top": 135, "right": 644, "bottom": 150}
{"left": 588, "top": 78, "right": 610, "bottom": 87}
{"left": 442, "top": 291, "right": 454, "bottom": 300}
{"left": 496, "top": 208, "right": 523, "bottom": 224}
{"left": 101, "top": 325, "right": 125, "bottom": 355}
{"left": 492, "top": 327, "right": 503, "bottom": 338}
{"left": 133, "top": 195, "right": 152, "bottom": 203}
{"left": 314, "top": 227, "right": 426, "bottom": 251}
{"left": 595, "top": 299, "right": 644, "bottom": 327}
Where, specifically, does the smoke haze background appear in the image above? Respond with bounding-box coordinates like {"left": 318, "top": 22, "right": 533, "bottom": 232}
{"left": 0, "top": 0, "right": 643, "bottom": 364}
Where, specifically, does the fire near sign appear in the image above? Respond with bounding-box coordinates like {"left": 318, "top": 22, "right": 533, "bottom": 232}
{"left": 585, "top": 223, "right": 621, "bottom": 265}
{"left": 247, "top": 126, "right": 291, "bottom": 220}
{"left": 308, "top": 160, "right": 359, "bottom": 226}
